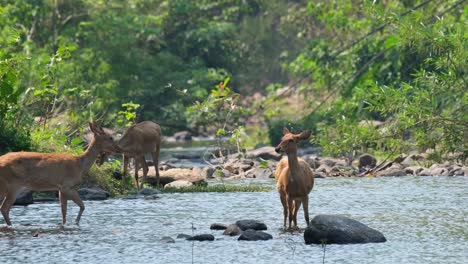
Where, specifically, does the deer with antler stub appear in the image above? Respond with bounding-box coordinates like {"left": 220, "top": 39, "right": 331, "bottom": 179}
{"left": 274, "top": 128, "right": 314, "bottom": 229}
{"left": 0, "top": 122, "right": 117, "bottom": 226}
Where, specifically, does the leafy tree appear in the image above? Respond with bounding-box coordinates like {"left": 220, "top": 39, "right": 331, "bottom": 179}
{"left": 280, "top": 0, "right": 467, "bottom": 161}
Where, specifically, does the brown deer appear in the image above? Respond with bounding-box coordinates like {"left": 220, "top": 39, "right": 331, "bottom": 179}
{"left": 274, "top": 128, "right": 314, "bottom": 229}
{"left": 0, "top": 122, "right": 117, "bottom": 226}
{"left": 112, "top": 121, "right": 161, "bottom": 189}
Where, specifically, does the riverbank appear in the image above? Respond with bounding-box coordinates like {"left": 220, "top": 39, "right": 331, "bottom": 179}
{"left": 137, "top": 146, "right": 467, "bottom": 188}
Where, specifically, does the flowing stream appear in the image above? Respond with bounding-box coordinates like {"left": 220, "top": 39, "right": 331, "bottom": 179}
{"left": 1, "top": 176, "right": 467, "bottom": 264}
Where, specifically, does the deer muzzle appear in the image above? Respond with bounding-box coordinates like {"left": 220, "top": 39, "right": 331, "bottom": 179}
{"left": 275, "top": 146, "right": 282, "bottom": 153}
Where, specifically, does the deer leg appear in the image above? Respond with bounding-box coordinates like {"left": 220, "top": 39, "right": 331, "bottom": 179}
{"left": 287, "top": 196, "right": 294, "bottom": 229}
{"left": 151, "top": 147, "right": 160, "bottom": 186}
{"left": 63, "top": 190, "right": 85, "bottom": 225}
{"left": 302, "top": 196, "right": 310, "bottom": 226}
{"left": 134, "top": 157, "right": 140, "bottom": 190}
{"left": 139, "top": 155, "right": 148, "bottom": 190}
{"left": 122, "top": 154, "right": 129, "bottom": 181}
{"left": 293, "top": 200, "right": 302, "bottom": 228}
{"left": 0, "top": 192, "right": 16, "bottom": 226}
{"left": 59, "top": 190, "right": 68, "bottom": 225}
{"left": 279, "top": 192, "right": 288, "bottom": 228}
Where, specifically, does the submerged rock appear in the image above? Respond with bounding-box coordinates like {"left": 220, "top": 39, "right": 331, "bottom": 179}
{"left": 160, "top": 236, "right": 175, "bottom": 243}
{"left": 304, "top": 214, "right": 386, "bottom": 245}
{"left": 235, "top": 220, "right": 267, "bottom": 231}
{"left": 210, "top": 223, "right": 228, "bottom": 230}
{"left": 78, "top": 187, "right": 109, "bottom": 200}
{"left": 238, "top": 230, "right": 273, "bottom": 241}
{"left": 137, "top": 188, "right": 161, "bottom": 196}
{"left": 176, "top": 234, "right": 192, "bottom": 239}
{"left": 187, "top": 234, "right": 215, "bottom": 241}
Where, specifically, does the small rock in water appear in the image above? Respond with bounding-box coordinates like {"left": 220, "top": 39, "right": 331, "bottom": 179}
{"left": 186, "top": 234, "right": 215, "bottom": 241}
{"left": 235, "top": 220, "right": 267, "bottom": 231}
{"left": 238, "top": 230, "right": 273, "bottom": 241}
{"left": 78, "top": 188, "right": 109, "bottom": 200}
{"left": 143, "top": 194, "right": 160, "bottom": 200}
{"left": 138, "top": 188, "right": 162, "bottom": 196}
{"left": 210, "top": 223, "right": 227, "bottom": 230}
{"left": 177, "top": 234, "right": 192, "bottom": 239}
{"left": 223, "top": 224, "right": 241, "bottom": 236}
{"left": 160, "top": 236, "right": 175, "bottom": 243}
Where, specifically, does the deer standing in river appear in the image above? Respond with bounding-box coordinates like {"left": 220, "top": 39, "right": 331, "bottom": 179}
{"left": 112, "top": 121, "right": 161, "bottom": 189}
{"left": 274, "top": 128, "right": 314, "bottom": 229}
{"left": 0, "top": 122, "right": 117, "bottom": 226}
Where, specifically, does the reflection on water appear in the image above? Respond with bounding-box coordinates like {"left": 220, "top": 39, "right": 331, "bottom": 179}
{"left": 1, "top": 177, "right": 467, "bottom": 264}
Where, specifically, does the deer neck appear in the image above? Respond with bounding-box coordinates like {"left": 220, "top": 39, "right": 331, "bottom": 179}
{"left": 79, "top": 137, "right": 100, "bottom": 173}
{"left": 286, "top": 149, "right": 301, "bottom": 178}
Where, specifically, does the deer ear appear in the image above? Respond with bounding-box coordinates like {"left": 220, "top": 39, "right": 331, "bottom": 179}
{"left": 90, "top": 122, "right": 104, "bottom": 135}
{"left": 95, "top": 123, "right": 105, "bottom": 135}
{"left": 89, "top": 122, "right": 96, "bottom": 134}
{"left": 296, "top": 130, "right": 312, "bottom": 141}
{"left": 283, "top": 127, "right": 291, "bottom": 135}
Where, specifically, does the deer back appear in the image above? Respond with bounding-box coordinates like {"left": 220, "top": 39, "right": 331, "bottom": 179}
{"left": 118, "top": 121, "right": 161, "bottom": 154}
{"left": 0, "top": 152, "right": 83, "bottom": 191}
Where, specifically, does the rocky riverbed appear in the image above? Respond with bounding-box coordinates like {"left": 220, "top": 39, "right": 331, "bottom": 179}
{"left": 137, "top": 146, "right": 467, "bottom": 188}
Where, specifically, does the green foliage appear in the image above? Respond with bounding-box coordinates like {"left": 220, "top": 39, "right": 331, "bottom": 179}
{"left": 280, "top": 0, "right": 468, "bottom": 160}
{"left": 0, "top": 125, "right": 32, "bottom": 154}
{"left": 1, "top": 0, "right": 466, "bottom": 167}
{"left": 118, "top": 102, "right": 141, "bottom": 127}
{"left": 187, "top": 77, "right": 249, "bottom": 156}
{"left": 88, "top": 162, "right": 136, "bottom": 197}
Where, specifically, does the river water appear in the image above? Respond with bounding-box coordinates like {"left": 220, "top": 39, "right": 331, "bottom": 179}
{"left": 1, "top": 176, "right": 467, "bottom": 264}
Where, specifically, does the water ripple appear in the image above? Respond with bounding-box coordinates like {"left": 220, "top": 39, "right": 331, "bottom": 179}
{"left": 1, "top": 176, "right": 467, "bottom": 264}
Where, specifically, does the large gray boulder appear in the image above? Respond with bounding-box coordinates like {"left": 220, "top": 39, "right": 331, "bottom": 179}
{"left": 304, "top": 214, "right": 386, "bottom": 245}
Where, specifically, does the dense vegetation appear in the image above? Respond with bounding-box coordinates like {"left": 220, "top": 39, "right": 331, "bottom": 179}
{"left": 1, "top": 0, "right": 467, "bottom": 166}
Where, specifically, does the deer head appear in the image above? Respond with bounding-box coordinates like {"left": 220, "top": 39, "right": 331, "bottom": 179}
{"left": 275, "top": 128, "right": 311, "bottom": 154}
{"left": 89, "top": 122, "right": 118, "bottom": 154}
